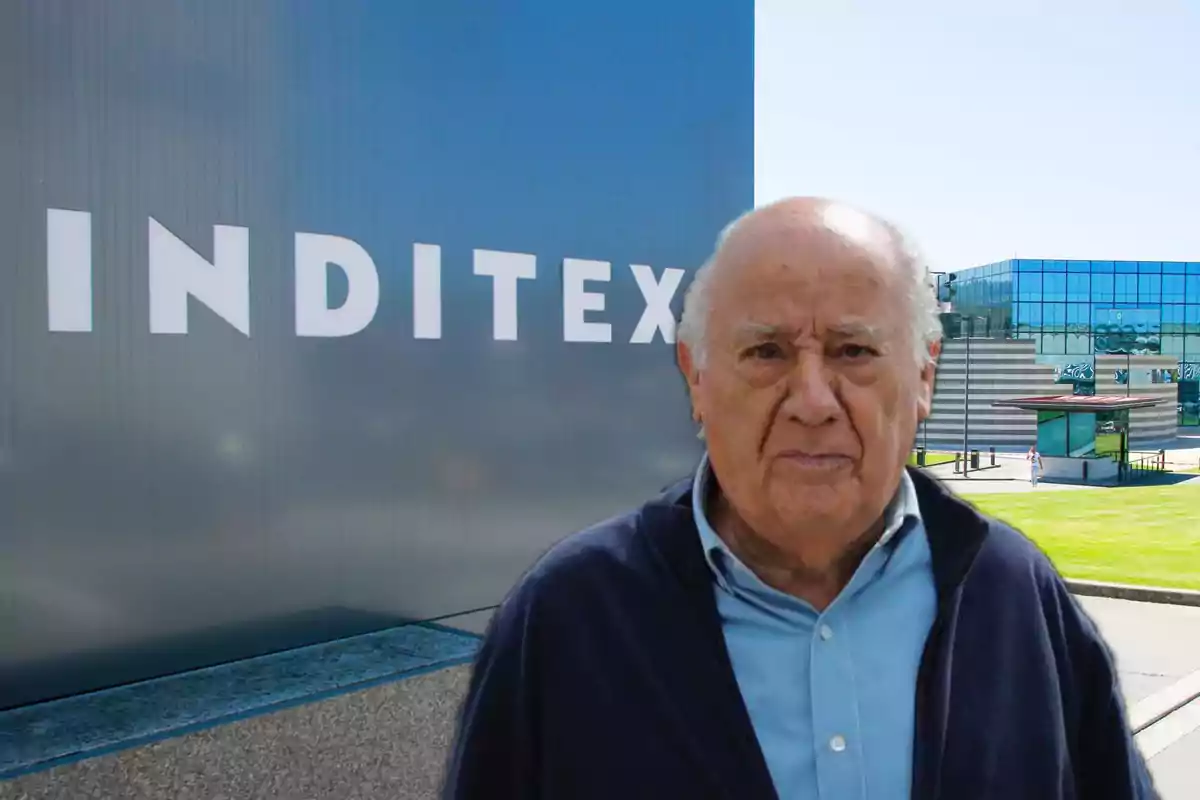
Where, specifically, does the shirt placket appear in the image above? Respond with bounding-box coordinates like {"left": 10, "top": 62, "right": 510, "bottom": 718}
{"left": 808, "top": 546, "right": 893, "bottom": 800}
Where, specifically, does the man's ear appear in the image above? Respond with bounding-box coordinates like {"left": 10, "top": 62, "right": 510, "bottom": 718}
{"left": 676, "top": 339, "right": 703, "bottom": 423}
{"left": 917, "top": 340, "right": 941, "bottom": 421}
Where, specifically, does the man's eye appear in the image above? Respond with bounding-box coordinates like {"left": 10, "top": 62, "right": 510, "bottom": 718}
{"left": 745, "top": 342, "right": 785, "bottom": 360}
{"left": 838, "top": 343, "right": 878, "bottom": 360}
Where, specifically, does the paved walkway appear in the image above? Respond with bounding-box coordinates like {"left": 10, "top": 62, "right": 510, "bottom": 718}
{"left": 1084, "top": 596, "right": 1200, "bottom": 799}
{"left": 922, "top": 452, "right": 1200, "bottom": 495}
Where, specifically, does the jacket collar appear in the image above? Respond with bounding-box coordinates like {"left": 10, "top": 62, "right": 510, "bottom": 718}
{"left": 643, "top": 465, "right": 990, "bottom": 609}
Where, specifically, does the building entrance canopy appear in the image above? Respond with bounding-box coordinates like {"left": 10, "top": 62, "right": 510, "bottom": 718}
{"left": 993, "top": 395, "right": 1165, "bottom": 413}
{"left": 992, "top": 396, "right": 1167, "bottom": 477}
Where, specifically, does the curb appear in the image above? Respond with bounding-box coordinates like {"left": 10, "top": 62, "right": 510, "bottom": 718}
{"left": 1067, "top": 579, "right": 1200, "bottom": 607}
{"left": 1130, "top": 669, "right": 1200, "bottom": 735}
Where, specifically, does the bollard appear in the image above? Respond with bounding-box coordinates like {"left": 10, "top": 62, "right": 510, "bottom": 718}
{"left": 954, "top": 453, "right": 962, "bottom": 473}
{"left": 916, "top": 447, "right": 926, "bottom": 467}
{"left": 1082, "top": 460, "right": 1088, "bottom": 483}
{"left": 989, "top": 446, "right": 996, "bottom": 466}
{"left": 970, "top": 450, "right": 980, "bottom": 470}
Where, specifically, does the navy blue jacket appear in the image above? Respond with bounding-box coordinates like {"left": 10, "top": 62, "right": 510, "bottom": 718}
{"left": 444, "top": 469, "right": 1157, "bottom": 799}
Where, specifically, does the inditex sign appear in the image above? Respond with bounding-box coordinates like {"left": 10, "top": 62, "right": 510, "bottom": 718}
{"left": 45, "top": 208, "right": 687, "bottom": 343}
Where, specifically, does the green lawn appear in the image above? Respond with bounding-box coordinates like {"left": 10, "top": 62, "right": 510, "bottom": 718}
{"left": 962, "top": 485, "right": 1200, "bottom": 591}
{"left": 908, "top": 452, "right": 957, "bottom": 467}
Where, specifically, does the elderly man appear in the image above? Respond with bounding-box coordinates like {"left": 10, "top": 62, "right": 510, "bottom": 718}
{"left": 444, "top": 198, "right": 1155, "bottom": 799}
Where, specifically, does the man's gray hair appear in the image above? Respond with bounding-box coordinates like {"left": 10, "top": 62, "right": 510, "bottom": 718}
{"left": 676, "top": 206, "right": 944, "bottom": 368}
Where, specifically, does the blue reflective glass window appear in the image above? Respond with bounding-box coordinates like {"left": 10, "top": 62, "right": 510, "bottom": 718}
{"left": 1164, "top": 305, "right": 1185, "bottom": 328}
{"left": 1017, "top": 259, "right": 1043, "bottom": 272}
{"left": 1017, "top": 303, "right": 1043, "bottom": 326}
{"left": 1188, "top": 275, "right": 1200, "bottom": 303}
{"left": 1041, "top": 333, "right": 1066, "bottom": 354}
{"left": 1114, "top": 308, "right": 1159, "bottom": 332}
{"left": 1116, "top": 261, "right": 1138, "bottom": 273}
{"left": 1091, "top": 260, "right": 1115, "bottom": 273}
{"left": 1067, "top": 260, "right": 1091, "bottom": 273}
{"left": 1044, "top": 303, "right": 1066, "bottom": 328}
{"left": 1164, "top": 261, "right": 1186, "bottom": 274}
{"left": 1037, "top": 411, "right": 1069, "bottom": 455}
{"left": 1188, "top": 305, "right": 1200, "bottom": 333}
{"left": 1068, "top": 412, "right": 1096, "bottom": 456}
{"left": 999, "top": 302, "right": 1013, "bottom": 331}
{"left": 1138, "top": 261, "right": 1162, "bottom": 274}
{"left": 1188, "top": 262, "right": 1200, "bottom": 275}
{"left": 1017, "top": 272, "right": 1043, "bottom": 300}
{"left": 1067, "top": 273, "right": 1089, "bottom": 301}
{"left": 960, "top": 281, "right": 976, "bottom": 306}
{"left": 1115, "top": 274, "right": 1138, "bottom": 303}
{"left": 1066, "top": 333, "right": 1091, "bottom": 354}
{"left": 1043, "top": 272, "right": 1066, "bottom": 300}
{"left": 1067, "top": 303, "right": 1090, "bottom": 325}
{"left": 1044, "top": 259, "right": 1067, "bottom": 272}
{"left": 1163, "top": 275, "right": 1186, "bottom": 303}
{"left": 1091, "top": 273, "right": 1114, "bottom": 302}
{"left": 1139, "top": 274, "right": 1161, "bottom": 303}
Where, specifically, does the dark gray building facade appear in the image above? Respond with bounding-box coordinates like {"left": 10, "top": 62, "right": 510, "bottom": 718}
{"left": 0, "top": 0, "right": 754, "bottom": 710}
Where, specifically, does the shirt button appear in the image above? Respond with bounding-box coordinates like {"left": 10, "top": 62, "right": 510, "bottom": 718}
{"left": 830, "top": 735, "right": 847, "bottom": 753}
{"left": 818, "top": 624, "right": 834, "bottom": 641}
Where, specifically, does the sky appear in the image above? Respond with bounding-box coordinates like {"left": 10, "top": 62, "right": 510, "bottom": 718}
{"left": 754, "top": 0, "right": 1200, "bottom": 271}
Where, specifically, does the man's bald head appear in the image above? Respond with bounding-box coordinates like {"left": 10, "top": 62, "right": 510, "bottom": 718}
{"left": 677, "top": 197, "right": 942, "bottom": 368}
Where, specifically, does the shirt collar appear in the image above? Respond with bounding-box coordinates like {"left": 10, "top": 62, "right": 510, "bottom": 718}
{"left": 691, "top": 452, "right": 922, "bottom": 585}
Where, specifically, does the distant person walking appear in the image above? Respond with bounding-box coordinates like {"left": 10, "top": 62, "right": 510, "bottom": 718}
{"left": 1027, "top": 445, "right": 1042, "bottom": 487}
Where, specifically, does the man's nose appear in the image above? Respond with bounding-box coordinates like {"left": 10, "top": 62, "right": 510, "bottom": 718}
{"left": 780, "top": 354, "right": 842, "bottom": 426}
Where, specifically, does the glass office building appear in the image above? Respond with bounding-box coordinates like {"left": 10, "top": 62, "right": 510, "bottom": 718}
{"left": 947, "top": 259, "right": 1200, "bottom": 426}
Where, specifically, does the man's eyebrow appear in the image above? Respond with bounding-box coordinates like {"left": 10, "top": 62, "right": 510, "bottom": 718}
{"left": 731, "top": 321, "right": 782, "bottom": 340}
{"left": 826, "top": 321, "right": 884, "bottom": 340}
{"left": 730, "top": 319, "right": 886, "bottom": 342}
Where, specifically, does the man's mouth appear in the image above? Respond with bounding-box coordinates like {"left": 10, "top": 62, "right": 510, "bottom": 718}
{"left": 774, "top": 451, "right": 854, "bottom": 470}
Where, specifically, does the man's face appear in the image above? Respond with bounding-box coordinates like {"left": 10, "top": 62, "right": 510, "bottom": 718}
{"left": 679, "top": 218, "right": 938, "bottom": 550}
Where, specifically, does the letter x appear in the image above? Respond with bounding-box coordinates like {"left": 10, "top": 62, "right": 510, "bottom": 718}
{"left": 629, "top": 264, "right": 685, "bottom": 344}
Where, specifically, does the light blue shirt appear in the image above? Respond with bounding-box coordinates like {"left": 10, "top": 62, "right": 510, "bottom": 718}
{"left": 692, "top": 455, "right": 936, "bottom": 800}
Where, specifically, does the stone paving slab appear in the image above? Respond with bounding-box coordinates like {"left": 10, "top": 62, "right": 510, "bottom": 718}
{"left": 1080, "top": 597, "right": 1200, "bottom": 708}
{"left": 1143, "top": 715, "right": 1200, "bottom": 800}
{"left": 0, "top": 624, "right": 479, "bottom": 781}
{"left": 0, "top": 666, "right": 471, "bottom": 800}
{"left": 1082, "top": 597, "right": 1200, "bottom": 798}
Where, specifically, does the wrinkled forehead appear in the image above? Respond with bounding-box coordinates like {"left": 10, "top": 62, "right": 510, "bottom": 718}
{"left": 707, "top": 207, "right": 909, "bottom": 331}
{"left": 730, "top": 318, "right": 886, "bottom": 344}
